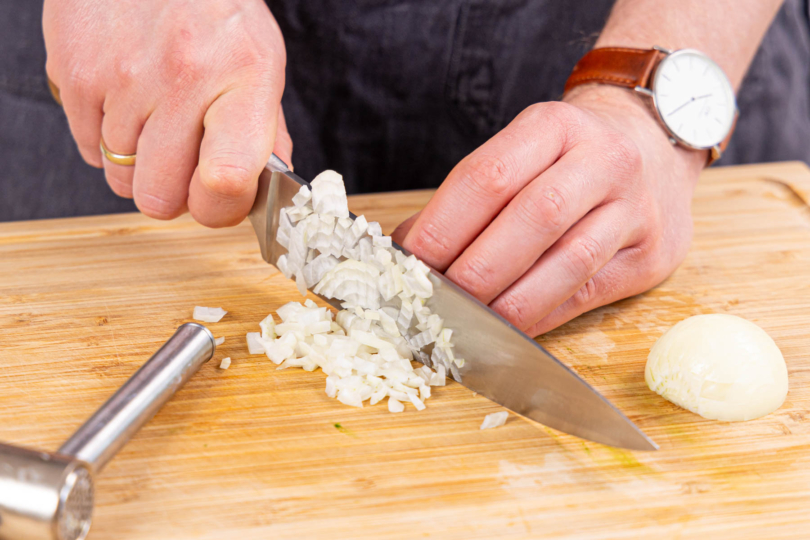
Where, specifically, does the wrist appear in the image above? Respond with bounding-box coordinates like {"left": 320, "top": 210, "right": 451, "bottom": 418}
{"left": 563, "top": 84, "right": 707, "bottom": 180}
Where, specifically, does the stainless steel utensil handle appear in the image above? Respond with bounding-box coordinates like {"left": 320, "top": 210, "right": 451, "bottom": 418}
{"left": 58, "top": 323, "right": 215, "bottom": 473}
{"left": 268, "top": 153, "right": 290, "bottom": 173}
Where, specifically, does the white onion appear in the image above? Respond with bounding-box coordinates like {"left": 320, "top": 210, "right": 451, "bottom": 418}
{"left": 214, "top": 337, "right": 225, "bottom": 346}
{"left": 310, "top": 170, "right": 349, "bottom": 218}
{"left": 219, "top": 357, "right": 231, "bottom": 370}
{"left": 193, "top": 306, "right": 227, "bottom": 323}
{"left": 258, "top": 169, "right": 460, "bottom": 412}
{"left": 246, "top": 332, "right": 265, "bottom": 354}
{"left": 646, "top": 314, "right": 788, "bottom": 421}
{"left": 388, "top": 398, "right": 404, "bottom": 413}
{"left": 292, "top": 185, "right": 312, "bottom": 207}
{"left": 480, "top": 411, "right": 508, "bottom": 430}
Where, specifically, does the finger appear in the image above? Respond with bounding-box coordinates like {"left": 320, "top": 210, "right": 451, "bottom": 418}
{"left": 391, "top": 210, "right": 422, "bottom": 246}
{"left": 272, "top": 107, "right": 293, "bottom": 168}
{"left": 489, "top": 201, "right": 645, "bottom": 333}
{"left": 402, "top": 102, "right": 584, "bottom": 271}
{"left": 524, "top": 244, "right": 660, "bottom": 337}
{"left": 49, "top": 68, "right": 104, "bottom": 168}
{"left": 131, "top": 99, "right": 205, "bottom": 219}
{"left": 445, "top": 145, "right": 618, "bottom": 303}
{"left": 189, "top": 85, "right": 282, "bottom": 228}
{"left": 100, "top": 97, "right": 149, "bottom": 198}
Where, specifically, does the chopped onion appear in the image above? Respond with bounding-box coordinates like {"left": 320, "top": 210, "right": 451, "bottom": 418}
{"left": 259, "top": 169, "right": 461, "bottom": 412}
{"left": 246, "top": 332, "right": 265, "bottom": 354}
{"left": 214, "top": 337, "right": 225, "bottom": 346}
{"left": 388, "top": 398, "right": 404, "bottom": 413}
{"left": 193, "top": 306, "right": 227, "bottom": 323}
{"left": 219, "top": 357, "right": 231, "bottom": 370}
{"left": 480, "top": 411, "right": 508, "bottom": 430}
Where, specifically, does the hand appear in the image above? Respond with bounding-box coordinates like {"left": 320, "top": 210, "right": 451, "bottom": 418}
{"left": 393, "top": 85, "right": 706, "bottom": 336}
{"left": 43, "top": 0, "right": 291, "bottom": 227}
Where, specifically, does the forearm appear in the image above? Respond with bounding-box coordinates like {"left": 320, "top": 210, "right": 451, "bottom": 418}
{"left": 596, "top": 0, "right": 784, "bottom": 90}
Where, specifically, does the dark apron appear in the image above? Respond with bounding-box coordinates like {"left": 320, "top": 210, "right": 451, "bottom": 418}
{"left": 1, "top": 0, "right": 809, "bottom": 221}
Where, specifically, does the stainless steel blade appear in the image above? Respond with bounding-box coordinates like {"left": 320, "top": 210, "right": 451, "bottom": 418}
{"left": 249, "top": 158, "right": 657, "bottom": 451}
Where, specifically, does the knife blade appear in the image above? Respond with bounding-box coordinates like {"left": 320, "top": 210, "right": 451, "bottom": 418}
{"left": 249, "top": 156, "right": 657, "bottom": 451}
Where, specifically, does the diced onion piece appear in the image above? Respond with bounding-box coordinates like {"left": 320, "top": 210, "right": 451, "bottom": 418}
{"left": 261, "top": 168, "right": 463, "bottom": 412}
{"left": 292, "top": 185, "right": 312, "bottom": 207}
{"left": 388, "top": 397, "right": 405, "bottom": 413}
{"left": 246, "top": 332, "right": 265, "bottom": 354}
{"left": 193, "top": 306, "right": 227, "bottom": 323}
{"left": 265, "top": 341, "right": 294, "bottom": 364}
{"left": 372, "top": 235, "right": 392, "bottom": 248}
{"left": 260, "top": 315, "right": 276, "bottom": 339}
{"left": 408, "top": 393, "right": 426, "bottom": 411}
{"left": 480, "top": 411, "right": 508, "bottom": 430}
{"left": 219, "top": 357, "right": 231, "bottom": 370}
{"left": 276, "top": 254, "right": 293, "bottom": 279}
{"left": 367, "top": 221, "right": 383, "bottom": 237}
{"left": 310, "top": 170, "right": 349, "bottom": 218}
{"left": 430, "top": 365, "right": 447, "bottom": 386}
{"left": 369, "top": 387, "right": 387, "bottom": 405}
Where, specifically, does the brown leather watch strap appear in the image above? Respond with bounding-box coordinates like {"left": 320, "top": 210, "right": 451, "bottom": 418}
{"left": 564, "top": 47, "right": 666, "bottom": 94}
{"left": 708, "top": 112, "right": 737, "bottom": 165}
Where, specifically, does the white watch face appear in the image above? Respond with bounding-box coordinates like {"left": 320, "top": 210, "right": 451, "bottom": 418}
{"left": 652, "top": 50, "right": 736, "bottom": 149}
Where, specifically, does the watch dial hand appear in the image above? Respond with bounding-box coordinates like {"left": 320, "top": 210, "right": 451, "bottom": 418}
{"left": 667, "top": 93, "right": 714, "bottom": 117}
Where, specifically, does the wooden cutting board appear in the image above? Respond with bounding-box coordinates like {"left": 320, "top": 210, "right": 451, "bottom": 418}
{"left": 1, "top": 162, "right": 809, "bottom": 539}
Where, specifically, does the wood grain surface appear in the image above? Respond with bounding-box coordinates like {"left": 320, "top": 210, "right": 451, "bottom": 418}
{"left": 1, "top": 162, "right": 809, "bottom": 539}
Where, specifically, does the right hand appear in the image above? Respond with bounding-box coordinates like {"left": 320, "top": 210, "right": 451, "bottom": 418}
{"left": 43, "top": 0, "right": 291, "bottom": 227}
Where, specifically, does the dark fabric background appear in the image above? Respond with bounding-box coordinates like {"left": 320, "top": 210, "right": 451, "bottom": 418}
{"left": 1, "top": 0, "right": 809, "bottom": 222}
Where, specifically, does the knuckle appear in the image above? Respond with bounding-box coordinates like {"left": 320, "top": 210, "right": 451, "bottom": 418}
{"left": 563, "top": 233, "right": 605, "bottom": 280}
{"left": 65, "top": 66, "right": 97, "bottom": 97}
{"left": 515, "top": 186, "right": 568, "bottom": 232}
{"left": 112, "top": 57, "right": 140, "bottom": 90}
{"left": 523, "top": 101, "right": 584, "bottom": 144}
{"left": 462, "top": 153, "right": 518, "bottom": 199}
{"left": 163, "top": 33, "right": 207, "bottom": 86}
{"left": 200, "top": 154, "right": 257, "bottom": 199}
{"left": 409, "top": 221, "right": 454, "bottom": 269}
{"left": 570, "top": 277, "right": 600, "bottom": 308}
{"left": 495, "top": 291, "right": 532, "bottom": 329}
{"left": 452, "top": 257, "right": 497, "bottom": 300}
{"left": 601, "top": 131, "right": 643, "bottom": 181}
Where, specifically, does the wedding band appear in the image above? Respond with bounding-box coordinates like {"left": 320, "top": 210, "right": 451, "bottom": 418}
{"left": 46, "top": 76, "right": 62, "bottom": 106}
{"left": 100, "top": 137, "right": 137, "bottom": 166}
{"left": 46, "top": 75, "right": 137, "bottom": 166}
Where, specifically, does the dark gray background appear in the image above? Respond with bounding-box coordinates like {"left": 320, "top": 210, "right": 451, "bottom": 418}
{"left": 1, "top": 0, "right": 809, "bottom": 222}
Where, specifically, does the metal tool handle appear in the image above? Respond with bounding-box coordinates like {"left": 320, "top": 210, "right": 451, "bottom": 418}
{"left": 267, "top": 153, "right": 290, "bottom": 173}
{"left": 57, "top": 323, "right": 215, "bottom": 473}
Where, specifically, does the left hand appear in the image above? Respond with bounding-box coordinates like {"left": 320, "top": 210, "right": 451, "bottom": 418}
{"left": 392, "top": 85, "right": 706, "bottom": 336}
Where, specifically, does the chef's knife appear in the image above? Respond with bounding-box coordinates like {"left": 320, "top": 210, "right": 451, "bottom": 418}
{"left": 249, "top": 155, "right": 657, "bottom": 451}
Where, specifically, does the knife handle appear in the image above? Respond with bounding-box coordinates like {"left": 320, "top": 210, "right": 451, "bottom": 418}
{"left": 268, "top": 153, "right": 290, "bottom": 173}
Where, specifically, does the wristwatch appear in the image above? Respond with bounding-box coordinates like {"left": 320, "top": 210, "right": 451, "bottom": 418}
{"left": 564, "top": 46, "right": 738, "bottom": 165}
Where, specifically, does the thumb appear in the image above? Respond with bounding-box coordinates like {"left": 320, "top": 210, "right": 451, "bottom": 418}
{"left": 189, "top": 85, "right": 281, "bottom": 228}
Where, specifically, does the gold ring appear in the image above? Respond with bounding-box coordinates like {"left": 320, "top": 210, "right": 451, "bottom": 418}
{"left": 46, "top": 76, "right": 137, "bottom": 166}
{"left": 47, "top": 76, "right": 62, "bottom": 106}
{"left": 100, "top": 137, "right": 136, "bottom": 166}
